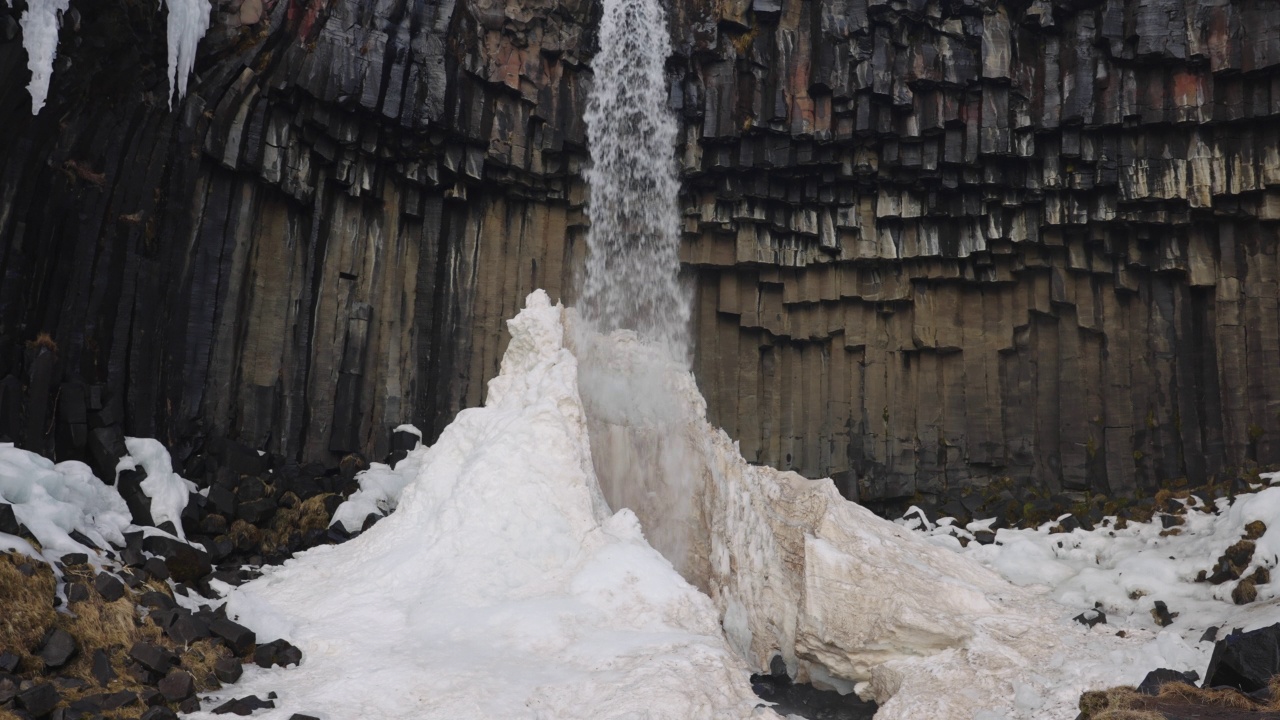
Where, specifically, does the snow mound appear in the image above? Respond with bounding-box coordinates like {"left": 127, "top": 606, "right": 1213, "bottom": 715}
{"left": 196, "top": 291, "right": 775, "bottom": 720}
{"left": 0, "top": 443, "right": 132, "bottom": 562}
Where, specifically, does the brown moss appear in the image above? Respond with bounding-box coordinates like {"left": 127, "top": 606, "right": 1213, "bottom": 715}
{"left": 261, "top": 494, "right": 334, "bottom": 554}
{"left": 26, "top": 332, "right": 58, "bottom": 354}
{"left": 180, "top": 638, "right": 234, "bottom": 692}
{"left": 1223, "top": 539, "right": 1256, "bottom": 570}
{"left": 0, "top": 554, "right": 57, "bottom": 672}
{"left": 228, "top": 519, "right": 263, "bottom": 551}
{"left": 1245, "top": 520, "right": 1268, "bottom": 540}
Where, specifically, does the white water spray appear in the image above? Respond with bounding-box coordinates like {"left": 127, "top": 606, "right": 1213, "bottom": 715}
{"left": 575, "top": 0, "right": 706, "bottom": 581}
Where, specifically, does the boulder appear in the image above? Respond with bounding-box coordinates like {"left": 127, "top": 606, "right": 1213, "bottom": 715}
{"left": 1204, "top": 623, "right": 1280, "bottom": 692}
{"left": 37, "top": 628, "right": 77, "bottom": 669}
{"left": 142, "top": 536, "right": 212, "bottom": 583}
{"left": 128, "top": 642, "right": 177, "bottom": 675}
{"left": 16, "top": 682, "right": 60, "bottom": 718}
{"left": 209, "top": 618, "right": 256, "bottom": 656}
{"left": 93, "top": 572, "right": 126, "bottom": 601}
{"left": 158, "top": 670, "right": 195, "bottom": 702}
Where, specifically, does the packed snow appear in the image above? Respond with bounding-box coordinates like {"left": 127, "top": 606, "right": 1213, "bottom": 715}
{"left": 120, "top": 436, "right": 198, "bottom": 539}
{"left": 15, "top": 0, "right": 210, "bottom": 113}
{"left": 910, "top": 479, "right": 1280, "bottom": 687}
{"left": 0, "top": 442, "right": 131, "bottom": 563}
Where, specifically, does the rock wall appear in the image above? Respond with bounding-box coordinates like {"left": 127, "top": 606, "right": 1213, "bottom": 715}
{"left": 1, "top": 0, "right": 1278, "bottom": 504}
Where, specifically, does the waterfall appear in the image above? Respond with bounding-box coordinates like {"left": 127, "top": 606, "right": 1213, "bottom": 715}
{"left": 575, "top": 0, "right": 707, "bottom": 582}
{"left": 580, "top": 0, "right": 689, "bottom": 360}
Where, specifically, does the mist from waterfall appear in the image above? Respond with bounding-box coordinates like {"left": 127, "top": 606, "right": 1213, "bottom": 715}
{"left": 576, "top": 0, "right": 706, "bottom": 582}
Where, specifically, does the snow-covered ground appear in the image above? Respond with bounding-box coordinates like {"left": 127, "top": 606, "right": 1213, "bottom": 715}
{"left": 909, "top": 481, "right": 1280, "bottom": 685}
{"left": 5, "top": 290, "right": 1280, "bottom": 719}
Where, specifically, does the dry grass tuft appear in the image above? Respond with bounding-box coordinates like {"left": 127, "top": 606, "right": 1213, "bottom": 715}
{"left": 1093, "top": 710, "right": 1165, "bottom": 720}
{"left": 262, "top": 494, "right": 334, "bottom": 553}
{"left": 0, "top": 554, "right": 57, "bottom": 672}
{"left": 181, "top": 638, "right": 235, "bottom": 691}
{"left": 26, "top": 332, "right": 58, "bottom": 354}
{"left": 1155, "top": 681, "right": 1258, "bottom": 709}
{"left": 228, "top": 519, "right": 263, "bottom": 551}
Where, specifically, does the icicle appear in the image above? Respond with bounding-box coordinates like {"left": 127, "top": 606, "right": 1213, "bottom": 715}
{"left": 163, "top": 0, "right": 211, "bottom": 108}
{"left": 20, "top": 0, "right": 71, "bottom": 114}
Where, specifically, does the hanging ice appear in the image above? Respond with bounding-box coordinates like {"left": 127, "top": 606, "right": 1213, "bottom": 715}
{"left": 16, "top": 0, "right": 210, "bottom": 114}
{"left": 162, "top": 0, "right": 211, "bottom": 108}
{"left": 18, "top": 0, "right": 70, "bottom": 114}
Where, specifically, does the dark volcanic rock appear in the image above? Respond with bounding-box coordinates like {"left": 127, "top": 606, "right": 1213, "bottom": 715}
{"left": 158, "top": 670, "right": 195, "bottom": 702}
{"left": 128, "top": 642, "right": 177, "bottom": 675}
{"left": 93, "top": 572, "right": 126, "bottom": 601}
{"left": 1204, "top": 623, "right": 1280, "bottom": 693}
{"left": 91, "top": 649, "right": 117, "bottom": 686}
{"left": 213, "top": 656, "right": 244, "bottom": 684}
{"left": 37, "top": 628, "right": 77, "bottom": 669}
{"left": 209, "top": 618, "right": 256, "bottom": 656}
{"left": 1137, "top": 668, "right": 1199, "bottom": 695}
{"left": 141, "top": 707, "right": 179, "bottom": 720}
{"left": 1073, "top": 609, "right": 1106, "bottom": 628}
{"left": 212, "top": 695, "right": 276, "bottom": 716}
{"left": 253, "top": 639, "right": 302, "bottom": 669}
{"left": 142, "top": 536, "right": 212, "bottom": 584}
{"left": 16, "top": 682, "right": 60, "bottom": 717}
{"left": 0, "top": 502, "right": 20, "bottom": 535}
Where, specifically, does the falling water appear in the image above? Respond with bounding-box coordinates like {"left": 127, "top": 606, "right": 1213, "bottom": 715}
{"left": 580, "top": 0, "right": 689, "bottom": 360}
{"left": 575, "top": 0, "right": 707, "bottom": 582}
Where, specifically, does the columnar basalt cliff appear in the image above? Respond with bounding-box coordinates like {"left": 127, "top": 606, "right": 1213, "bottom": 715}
{"left": 0, "top": 0, "right": 1278, "bottom": 505}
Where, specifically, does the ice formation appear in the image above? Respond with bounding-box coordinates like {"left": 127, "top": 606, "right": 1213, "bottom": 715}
{"left": 197, "top": 292, "right": 774, "bottom": 719}
{"left": 162, "top": 0, "right": 211, "bottom": 108}
{"left": 16, "top": 0, "right": 210, "bottom": 113}
{"left": 18, "top": 0, "right": 70, "bottom": 114}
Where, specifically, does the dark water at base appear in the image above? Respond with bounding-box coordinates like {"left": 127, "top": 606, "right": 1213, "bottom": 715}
{"left": 750, "top": 669, "right": 879, "bottom": 720}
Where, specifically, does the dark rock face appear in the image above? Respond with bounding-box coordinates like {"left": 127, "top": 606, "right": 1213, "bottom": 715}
{"left": 0, "top": 0, "right": 1279, "bottom": 504}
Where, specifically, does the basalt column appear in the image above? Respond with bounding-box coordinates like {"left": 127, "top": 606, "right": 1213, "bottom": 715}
{"left": 1, "top": 0, "right": 1279, "bottom": 504}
